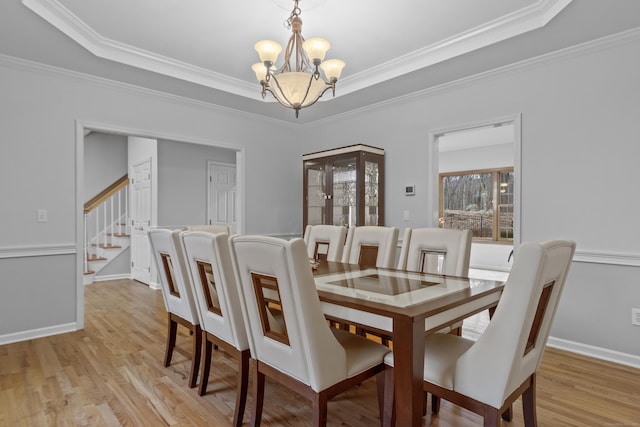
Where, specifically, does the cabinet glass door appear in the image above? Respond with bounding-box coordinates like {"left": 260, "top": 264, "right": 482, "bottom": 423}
{"left": 364, "top": 160, "right": 380, "bottom": 225}
{"left": 306, "top": 163, "right": 326, "bottom": 225}
{"left": 332, "top": 158, "right": 357, "bottom": 227}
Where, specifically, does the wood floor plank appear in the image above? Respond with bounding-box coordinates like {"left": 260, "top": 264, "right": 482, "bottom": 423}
{"left": 0, "top": 278, "right": 638, "bottom": 426}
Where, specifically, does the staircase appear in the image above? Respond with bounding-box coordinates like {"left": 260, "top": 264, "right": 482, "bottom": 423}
{"left": 84, "top": 175, "right": 130, "bottom": 285}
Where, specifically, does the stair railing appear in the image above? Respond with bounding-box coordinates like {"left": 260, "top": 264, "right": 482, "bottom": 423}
{"left": 83, "top": 174, "right": 129, "bottom": 274}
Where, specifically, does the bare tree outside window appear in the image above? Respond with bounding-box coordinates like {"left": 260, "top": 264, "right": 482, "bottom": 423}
{"left": 439, "top": 168, "right": 513, "bottom": 242}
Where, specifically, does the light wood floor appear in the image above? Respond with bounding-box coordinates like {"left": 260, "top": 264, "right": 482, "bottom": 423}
{"left": 1, "top": 279, "right": 638, "bottom": 426}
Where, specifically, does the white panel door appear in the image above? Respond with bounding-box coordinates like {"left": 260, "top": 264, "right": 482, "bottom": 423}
{"left": 208, "top": 162, "right": 237, "bottom": 233}
{"left": 130, "top": 158, "right": 152, "bottom": 284}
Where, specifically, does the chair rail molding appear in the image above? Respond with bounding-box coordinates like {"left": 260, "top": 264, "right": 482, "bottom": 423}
{"left": 0, "top": 244, "right": 76, "bottom": 259}
{"left": 573, "top": 249, "right": 640, "bottom": 267}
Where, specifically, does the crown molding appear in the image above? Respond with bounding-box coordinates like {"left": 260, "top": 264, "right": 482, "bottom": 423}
{"left": 2, "top": 23, "right": 639, "bottom": 128}
{"left": 0, "top": 52, "right": 299, "bottom": 128}
{"left": 21, "top": 0, "right": 572, "bottom": 101}
{"left": 21, "top": 0, "right": 260, "bottom": 100}
{"left": 339, "top": 0, "right": 572, "bottom": 96}
{"left": 307, "top": 26, "right": 640, "bottom": 128}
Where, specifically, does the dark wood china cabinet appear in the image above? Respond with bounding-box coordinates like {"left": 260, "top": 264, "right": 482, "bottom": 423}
{"left": 303, "top": 144, "right": 385, "bottom": 229}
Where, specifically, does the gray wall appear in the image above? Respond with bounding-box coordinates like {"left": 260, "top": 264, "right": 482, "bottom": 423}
{"left": 1, "top": 30, "right": 638, "bottom": 362}
{"left": 304, "top": 34, "right": 640, "bottom": 357}
{"left": 0, "top": 56, "right": 300, "bottom": 343}
{"left": 157, "top": 139, "right": 236, "bottom": 227}
{"left": 83, "top": 132, "right": 128, "bottom": 201}
{"left": 0, "top": 254, "right": 76, "bottom": 336}
{"left": 96, "top": 248, "right": 130, "bottom": 278}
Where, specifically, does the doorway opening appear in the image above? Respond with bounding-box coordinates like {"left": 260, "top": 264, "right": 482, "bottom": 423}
{"left": 75, "top": 121, "right": 244, "bottom": 329}
{"left": 428, "top": 115, "right": 521, "bottom": 271}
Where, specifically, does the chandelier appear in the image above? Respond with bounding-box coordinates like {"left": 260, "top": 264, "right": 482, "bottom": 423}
{"left": 252, "top": 0, "right": 345, "bottom": 118}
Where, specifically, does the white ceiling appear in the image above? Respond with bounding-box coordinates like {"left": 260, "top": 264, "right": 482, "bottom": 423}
{"left": 21, "top": 0, "right": 565, "bottom": 100}
{"left": 4, "top": 0, "right": 640, "bottom": 123}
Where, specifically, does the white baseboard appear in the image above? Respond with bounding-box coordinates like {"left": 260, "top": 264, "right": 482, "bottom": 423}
{"left": 94, "top": 273, "right": 133, "bottom": 282}
{"left": 149, "top": 281, "right": 161, "bottom": 291}
{"left": 547, "top": 336, "right": 640, "bottom": 369}
{"left": 0, "top": 322, "right": 78, "bottom": 346}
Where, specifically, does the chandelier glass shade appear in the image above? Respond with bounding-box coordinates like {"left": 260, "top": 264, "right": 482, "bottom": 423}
{"left": 252, "top": 0, "right": 345, "bottom": 117}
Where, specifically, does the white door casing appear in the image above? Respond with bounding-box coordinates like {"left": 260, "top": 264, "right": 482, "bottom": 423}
{"left": 207, "top": 161, "right": 237, "bottom": 233}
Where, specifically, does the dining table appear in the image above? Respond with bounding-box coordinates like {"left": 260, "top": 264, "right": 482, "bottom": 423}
{"left": 311, "top": 260, "right": 505, "bottom": 427}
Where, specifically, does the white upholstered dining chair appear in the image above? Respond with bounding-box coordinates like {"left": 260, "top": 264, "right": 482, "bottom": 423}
{"left": 148, "top": 229, "right": 202, "bottom": 388}
{"left": 181, "top": 231, "right": 249, "bottom": 427}
{"left": 341, "top": 226, "right": 399, "bottom": 268}
{"left": 383, "top": 239, "right": 576, "bottom": 427}
{"left": 229, "top": 235, "right": 390, "bottom": 427}
{"left": 398, "top": 227, "right": 472, "bottom": 335}
{"left": 303, "top": 224, "right": 347, "bottom": 262}
{"left": 397, "top": 227, "right": 472, "bottom": 276}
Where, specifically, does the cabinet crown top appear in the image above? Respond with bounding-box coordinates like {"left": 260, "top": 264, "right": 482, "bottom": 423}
{"left": 303, "top": 144, "right": 384, "bottom": 160}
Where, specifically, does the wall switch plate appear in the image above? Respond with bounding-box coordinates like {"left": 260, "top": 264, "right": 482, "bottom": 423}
{"left": 403, "top": 210, "right": 410, "bottom": 221}
{"left": 37, "top": 209, "right": 48, "bottom": 223}
{"left": 632, "top": 308, "right": 640, "bottom": 326}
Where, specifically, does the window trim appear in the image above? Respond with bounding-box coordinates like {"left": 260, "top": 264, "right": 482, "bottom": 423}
{"left": 439, "top": 167, "right": 514, "bottom": 242}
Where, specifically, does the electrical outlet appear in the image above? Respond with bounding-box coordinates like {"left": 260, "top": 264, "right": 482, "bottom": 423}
{"left": 632, "top": 308, "right": 640, "bottom": 326}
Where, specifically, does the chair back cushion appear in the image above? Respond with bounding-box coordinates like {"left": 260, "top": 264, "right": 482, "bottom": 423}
{"left": 148, "top": 229, "right": 200, "bottom": 325}
{"left": 454, "top": 239, "right": 575, "bottom": 408}
{"left": 303, "top": 224, "right": 347, "bottom": 262}
{"left": 181, "top": 231, "right": 248, "bottom": 351}
{"left": 397, "top": 228, "right": 472, "bottom": 276}
{"left": 341, "top": 226, "right": 398, "bottom": 268}
{"left": 230, "top": 235, "right": 347, "bottom": 392}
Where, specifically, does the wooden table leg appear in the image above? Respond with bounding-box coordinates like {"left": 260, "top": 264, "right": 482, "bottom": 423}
{"left": 392, "top": 316, "right": 425, "bottom": 427}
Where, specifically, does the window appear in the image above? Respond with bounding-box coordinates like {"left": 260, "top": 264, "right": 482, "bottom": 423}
{"left": 439, "top": 167, "right": 514, "bottom": 242}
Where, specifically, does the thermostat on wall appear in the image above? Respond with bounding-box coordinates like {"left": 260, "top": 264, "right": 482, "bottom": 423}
{"left": 405, "top": 185, "right": 415, "bottom": 196}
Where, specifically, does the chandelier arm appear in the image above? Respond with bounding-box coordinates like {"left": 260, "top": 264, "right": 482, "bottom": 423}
{"left": 312, "top": 82, "right": 335, "bottom": 104}
{"left": 295, "top": 32, "right": 306, "bottom": 72}
{"left": 295, "top": 33, "right": 302, "bottom": 72}
{"left": 262, "top": 78, "right": 335, "bottom": 118}
{"left": 279, "top": 35, "right": 296, "bottom": 74}
{"left": 262, "top": 87, "right": 292, "bottom": 108}
{"left": 259, "top": 81, "right": 268, "bottom": 99}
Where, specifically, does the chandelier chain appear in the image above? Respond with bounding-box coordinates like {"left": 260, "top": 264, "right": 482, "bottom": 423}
{"left": 284, "top": 0, "right": 301, "bottom": 30}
